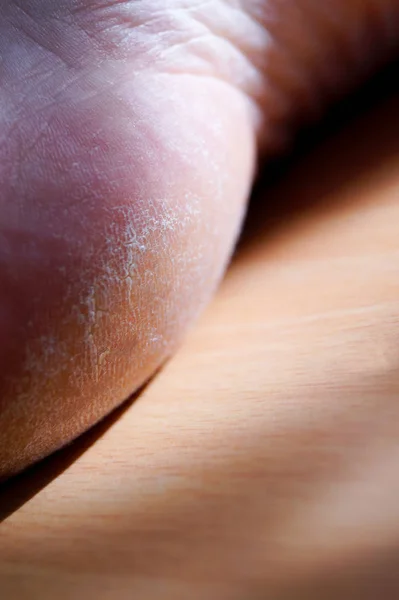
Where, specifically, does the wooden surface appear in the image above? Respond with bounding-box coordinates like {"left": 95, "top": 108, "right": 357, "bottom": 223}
{"left": 2, "top": 92, "right": 399, "bottom": 599}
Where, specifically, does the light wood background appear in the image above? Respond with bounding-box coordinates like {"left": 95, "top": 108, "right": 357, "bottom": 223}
{"left": 1, "top": 89, "right": 399, "bottom": 599}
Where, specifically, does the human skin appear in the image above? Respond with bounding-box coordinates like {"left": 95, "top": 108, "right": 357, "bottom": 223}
{"left": 3, "top": 92, "right": 399, "bottom": 599}
{"left": 0, "top": 0, "right": 399, "bottom": 477}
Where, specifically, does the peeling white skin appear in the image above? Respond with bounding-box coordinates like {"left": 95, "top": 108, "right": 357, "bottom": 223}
{"left": 0, "top": 0, "right": 399, "bottom": 476}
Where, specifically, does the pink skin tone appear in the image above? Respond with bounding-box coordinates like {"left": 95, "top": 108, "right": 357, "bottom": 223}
{"left": 0, "top": 0, "right": 398, "bottom": 478}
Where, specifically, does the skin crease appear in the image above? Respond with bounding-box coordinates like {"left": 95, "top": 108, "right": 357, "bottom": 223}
{"left": 0, "top": 0, "right": 399, "bottom": 478}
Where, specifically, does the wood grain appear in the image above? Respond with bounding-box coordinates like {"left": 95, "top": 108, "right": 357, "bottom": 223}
{"left": 2, "top": 90, "right": 399, "bottom": 599}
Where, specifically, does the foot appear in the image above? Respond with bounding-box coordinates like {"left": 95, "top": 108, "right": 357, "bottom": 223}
{"left": 0, "top": 0, "right": 398, "bottom": 477}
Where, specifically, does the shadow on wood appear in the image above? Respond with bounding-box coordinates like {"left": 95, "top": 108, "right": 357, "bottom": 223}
{"left": 237, "top": 59, "right": 399, "bottom": 256}
{"left": 0, "top": 383, "right": 149, "bottom": 521}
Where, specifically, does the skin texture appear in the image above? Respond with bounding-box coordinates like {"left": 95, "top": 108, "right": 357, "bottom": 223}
{"left": 0, "top": 0, "right": 399, "bottom": 478}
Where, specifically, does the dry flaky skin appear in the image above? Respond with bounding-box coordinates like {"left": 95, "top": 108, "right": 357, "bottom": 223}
{"left": 0, "top": 0, "right": 398, "bottom": 477}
